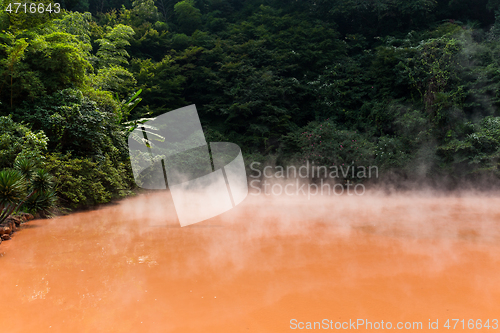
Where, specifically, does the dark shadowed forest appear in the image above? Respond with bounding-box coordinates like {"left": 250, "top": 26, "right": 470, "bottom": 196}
{"left": 1, "top": 0, "right": 500, "bottom": 215}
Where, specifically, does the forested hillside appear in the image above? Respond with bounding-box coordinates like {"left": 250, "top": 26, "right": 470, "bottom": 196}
{"left": 1, "top": 0, "right": 500, "bottom": 214}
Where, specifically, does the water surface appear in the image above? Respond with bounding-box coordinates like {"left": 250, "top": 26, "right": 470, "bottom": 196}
{"left": 1, "top": 192, "right": 500, "bottom": 332}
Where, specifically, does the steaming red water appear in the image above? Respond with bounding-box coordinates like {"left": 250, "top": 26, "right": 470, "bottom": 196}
{"left": 1, "top": 192, "right": 500, "bottom": 332}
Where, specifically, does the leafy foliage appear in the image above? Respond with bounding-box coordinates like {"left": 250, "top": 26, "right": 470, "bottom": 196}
{"left": 13, "top": 89, "right": 123, "bottom": 158}
{"left": 0, "top": 0, "right": 499, "bottom": 219}
{"left": 174, "top": 0, "right": 201, "bottom": 34}
{"left": 0, "top": 116, "right": 48, "bottom": 170}
{"left": 96, "top": 24, "right": 135, "bottom": 67}
{"left": 0, "top": 169, "right": 26, "bottom": 222}
{"left": 45, "top": 153, "right": 133, "bottom": 208}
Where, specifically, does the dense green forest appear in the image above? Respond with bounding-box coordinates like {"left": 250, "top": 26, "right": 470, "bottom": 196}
{"left": 1, "top": 0, "right": 500, "bottom": 216}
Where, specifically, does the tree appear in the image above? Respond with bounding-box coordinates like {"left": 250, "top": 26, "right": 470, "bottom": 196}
{"left": 27, "top": 31, "right": 93, "bottom": 94}
{"left": 174, "top": 0, "right": 201, "bottom": 34}
{"left": 155, "top": 0, "right": 177, "bottom": 21}
{"left": 96, "top": 24, "right": 135, "bottom": 68}
{"left": 0, "top": 35, "right": 28, "bottom": 108}
{"left": 90, "top": 65, "right": 136, "bottom": 99}
{"left": 130, "top": 56, "right": 186, "bottom": 117}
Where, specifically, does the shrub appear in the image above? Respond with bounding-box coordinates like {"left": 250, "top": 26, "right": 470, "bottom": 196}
{"left": 13, "top": 89, "right": 124, "bottom": 158}
{"left": 44, "top": 153, "right": 134, "bottom": 209}
{"left": 0, "top": 115, "right": 48, "bottom": 170}
{"left": 0, "top": 169, "right": 27, "bottom": 222}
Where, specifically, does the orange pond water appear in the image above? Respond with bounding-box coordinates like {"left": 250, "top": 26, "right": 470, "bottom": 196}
{"left": 1, "top": 192, "right": 500, "bottom": 332}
